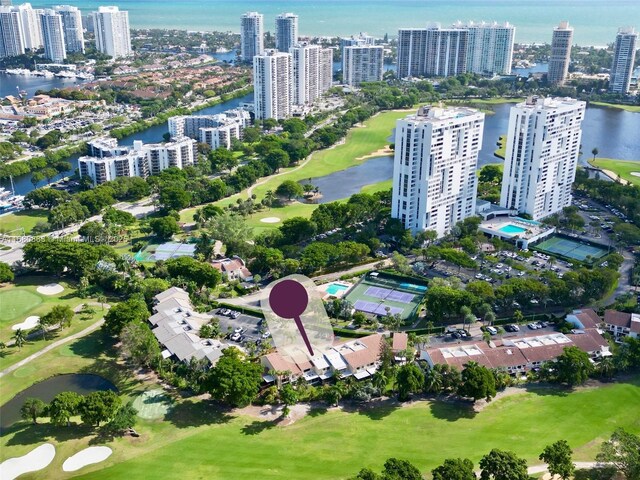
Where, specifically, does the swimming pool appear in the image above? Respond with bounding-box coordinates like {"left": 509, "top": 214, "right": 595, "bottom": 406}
{"left": 326, "top": 283, "right": 349, "bottom": 295}
{"left": 400, "top": 282, "right": 428, "bottom": 292}
{"left": 499, "top": 224, "right": 527, "bottom": 235}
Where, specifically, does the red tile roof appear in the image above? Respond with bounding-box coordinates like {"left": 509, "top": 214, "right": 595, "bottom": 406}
{"left": 604, "top": 310, "right": 631, "bottom": 328}
{"left": 392, "top": 332, "right": 408, "bottom": 352}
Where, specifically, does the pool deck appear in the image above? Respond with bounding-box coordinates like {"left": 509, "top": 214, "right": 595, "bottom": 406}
{"left": 318, "top": 281, "right": 354, "bottom": 300}
{"left": 479, "top": 216, "right": 556, "bottom": 249}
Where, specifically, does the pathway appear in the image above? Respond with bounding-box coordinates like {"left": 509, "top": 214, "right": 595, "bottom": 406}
{"left": 526, "top": 462, "right": 604, "bottom": 475}
{"left": 0, "top": 317, "right": 105, "bottom": 379}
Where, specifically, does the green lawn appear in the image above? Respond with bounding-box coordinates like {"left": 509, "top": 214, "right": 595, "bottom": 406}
{"left": 590, "top": 158, "right": 640, "bottom": 186}
{"left": 494, "top": 135, "right": 507, "bottom": 159}
{"left": 1, "top": 377, "right": 635, "bottom": 480}
{"left": 0, "top": 288, "right": 43, "bottom": 323}
{"left": 0, "top": 209, "right": 48, "bottom": 235}
{"left": 590, "top": 101, "right": 640, "bottom": 113}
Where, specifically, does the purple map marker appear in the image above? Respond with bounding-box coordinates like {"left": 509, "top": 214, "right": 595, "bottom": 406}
{"left": 269, "top": 279, "right": 314, "bottom": 356}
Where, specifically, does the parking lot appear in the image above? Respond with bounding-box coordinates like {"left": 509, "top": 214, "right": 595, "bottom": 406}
{"left": 210, "top": 308, "right": 270, "bottom": 347}
{"left": 429, "top": 320, "right": 558, "bottom": 347}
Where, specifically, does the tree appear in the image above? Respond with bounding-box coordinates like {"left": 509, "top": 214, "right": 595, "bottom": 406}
{"left": 120, "top": 321, "right": 161, "bottom": 367}
{"left": 158, "top": 185, "right": 192, "bottom": 211}
{"left": 458, "top": 361, "right": 496, "bottom": 402}
{"left": 12, "top": 328, "right": 26, "bottom": 349}
{"left": 380, "top": 458, "right": 423, "bottom": 480}
{"left": 206, "top": 213, "right": 254, "bottom": 257}
{"left": 102, "top": 402, "right": 138, "bottom": 436}
{"left": 49, "top": 391, "right": 83, "bottom": 426}
{"left": 207, "top": 348, "right": 262, "bottom": 407}
{"left": 36, "top": 315, "right": 50, "bottom": 339}
{"left": 395, "top": 363, "right": 424, "bottom": 401}
{"left": 479, "top": 449, "right": 529, "bottom": 480}
{"left": 391, "top": 252, "right": 412, "bottom": 275}
{"left": 431, "top": 458, "right": 476, "bottom": 480}
{"left": 280, "top": 383, "right": 298, "bottom": 417}
{"left": 279, "top": 216, "right": 317, "bottom": 244}
{"left": 596, "top": 428, "right": 640, "bottom": 480}
{"left": 149, "top": 216, "right": 181, "bottom": 240}
{"left": 80, "top": 390, "right": 121, "bottom": 427}
{"left": 20, "top": 398, "right": 47, "bottom": 424}
{"left": 42, "top": 304, "right": 74, "bottom": 330}
{"left": 275, "top": 180, "right": 303, "bottom": 200}
{"left": 552, "top": 346, "right": 594, "bottom": 386}
{"left": 0, "top": 261, "right": 14, "bottom": 283}
{"left": 103, "top": 298, "right": 149, "bottom": 336}
{"left": 591, "top": 147, "right": 599, "bottom": 162}
{"left": 165, "top": 256, "right": 221, "bottom": 289}
{"left": 539, "top": 440, "right": 574, "bottom": 480}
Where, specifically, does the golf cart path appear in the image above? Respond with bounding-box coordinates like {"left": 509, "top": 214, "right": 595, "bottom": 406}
{"left": 0, "top": 310, "right": 106, "bottom": 379}
{"left": 527, "top": 461, "right": 602, "bottom": 475}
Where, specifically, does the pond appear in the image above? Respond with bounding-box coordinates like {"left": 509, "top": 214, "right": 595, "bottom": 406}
{"left": 0, "top": 373, "right": 117, "bottom": 431}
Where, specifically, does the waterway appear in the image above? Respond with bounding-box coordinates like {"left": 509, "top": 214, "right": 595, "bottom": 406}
{"left": 0, "top": 373, "right": 117, "bottom": 431}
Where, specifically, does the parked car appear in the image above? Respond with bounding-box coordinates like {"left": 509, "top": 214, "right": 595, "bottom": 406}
{"left": 230, "top": 332, "right": 241, "bottom": 341}
{"left": 234, "top": 327, "right": 244, "bottom": 334}
{"left": 527, "top": 323, "right": 539, "bottom": 330}
{"left": 487, "top": 326, "right": 498, "bottom": 335}
{"left": 504, "top": 324, "right": 519, "bottom": 332}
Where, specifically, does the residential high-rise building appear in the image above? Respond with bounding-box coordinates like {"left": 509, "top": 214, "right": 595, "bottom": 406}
{"left": 240, "top": 11, "right": 263, "bottom": 62}
{"left": 397, "top": 28, "right": 429, "bottom": 78}
{"left": 343, "top": 45, "right": 383, "bottom": 86}
{"left": 275, "top": 12, "right": 297, "bottom": 53}
{"left": 253, "top": 49, "right": 292, "bottom": 120}
{"left": 40, "top": 9, "right": 66, "bottom": 62}
{"left": 340, "top": 33, "right": 374, "bottom": 73}
{"left": 548, "top": 21, "right": 573, "bottom": 86}
{"left": 92, "top": 6, "right": 131, "bottom": 58}
{"left": 291, "top": 43, "right": 321, "bottom": 106}
{"left": 454, "top": 21, "right": 515, "bottom": 75}
{"left": 609, "top": 27, "right": 638, "bottom": 94}
{"left": 500, "top": 97, "right": 586, "bottom": 220}
{"left": 397, "top": 24, "right": 468, "bottom": 78}
{"left": 168, "top": 109, "right": 251, "bottom": 150}
{"left": 15, "top": 3, "right": 41, "bottom": 50}
{"left": 0, "top": 6, "right": 24, "bottom": 57}
{"left": 391, "top": 106, "right": 485, "bottom": 237}
{"left": 54, "top": 5, "right": 84, "bottom": 53}
{"left": 320, "top": 47, "right": 334, "bottom": 92}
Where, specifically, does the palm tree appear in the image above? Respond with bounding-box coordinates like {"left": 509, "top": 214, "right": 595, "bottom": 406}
{"left": 97, "top": 294, "right": 106, "bottom": 311}
{"left": 482, "top": 330, "right": 492, "bottom": 346}
{"left": 36, "top": 317, "right": 49, "bottom": 340}
{"left": 598, "top": 357, "right": 615, "bottom": 380}
{"left": 13, "top": 329, "right": 26, "bottom": 349}
{"left": 372, "top": 370, "right": 388, "bottom": 394}
{"left": 591, "top": 147, "right": 599, "bottom": 163}
{"left": 423, "top": 367, "right": 443, "bottom": 394}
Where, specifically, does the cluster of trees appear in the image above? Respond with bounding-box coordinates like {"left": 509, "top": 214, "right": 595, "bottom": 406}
{"left": 23, "top": 239, "right": 117, "bottom": 279}
{"left": 0, "top": 143, "right": 84, "bottom": 181}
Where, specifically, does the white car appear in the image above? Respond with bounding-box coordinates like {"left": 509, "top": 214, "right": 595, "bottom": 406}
{"left": 230, "top": 332, "right": 241, "bottom": 341}
{"left": 527, "top": 323, "right": 539, "bottom": 330}
{"left": 262, "top": 331, "right": 271, "bottom": 339}
{"left": 234, "top": 327, "right": 244, "bottom": 334}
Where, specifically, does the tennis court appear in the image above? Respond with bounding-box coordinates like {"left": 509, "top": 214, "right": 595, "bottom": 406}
{"left": 345, "top": 273, "right": 426, "bottom": 320}
{"left": 134, "top": 242, "right": 196, "bottom": 262}
{"left": 535, "top": 235, "right": 608, "bottom": 262}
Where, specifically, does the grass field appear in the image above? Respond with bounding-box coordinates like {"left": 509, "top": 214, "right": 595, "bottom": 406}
{"left": 0, "top": 210, "right": 48, "bottom": 235}
{"left": 590, "top": 158, "right": 640, "bottom": 186}
{"left": 589, "top": 101, "right": 640, "bottom": 113}
{"left": 494, "top": 135, "right": 506, "bottom": 159}
{"left": 1, "top": 377, "right": 635, "bottom": 480}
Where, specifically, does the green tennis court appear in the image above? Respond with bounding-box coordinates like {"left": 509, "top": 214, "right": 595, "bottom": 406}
{"left": 535, "top": 235, "right": 608, "bottom": 262}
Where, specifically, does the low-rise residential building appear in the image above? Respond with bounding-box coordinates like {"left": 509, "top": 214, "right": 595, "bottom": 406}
{"left": 392, "top": 332, "right": 409, "bottom": 363}
{"left": 604, "top": 309, "right": 640, "bottom": 343}
{"left": 150, "top": 287, "right": 230, "bottom": 365}
{"left": 420, "top": 327, "right": 610, "bottom": 375}
{"left": 211, "top": 257, "right": 253, "bottom": 282}
{"left": 261, "top": 333, "right": 383, "bottom": 384}
{"left": 168, "top": 109, "right": 251, "bottom": 150}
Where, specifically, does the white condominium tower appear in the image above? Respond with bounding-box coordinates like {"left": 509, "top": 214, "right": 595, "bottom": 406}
{"left": 291, "top": 43, "right": 321, "bottom": 106}
{"left": 320, "top": 47, "right": 334, "bottom": 91}
{"left": 609, "top": 27, "right": 638, "bottom": 94}
{"left": 454, "top": 21, "right": 515, "bottom": 75}
{"left": 14, "top": 3, "right": 41, "bottom": 50}
{"left": 548, "top": 21, "right": 573, "bottom": 86}
{"left": 240, "top": 11, "right": 263, "bottom": 62}
{"left": 40, "top": 9, "right": 66, "bottom": 62}
{"left": 253, "top": 49, "right": 292, "bottom": 120}
{"left": 275, "top": 12, "right": 297, "bottom": 53}
{"left": 54, "top": 5, "right": 84, "bottom": 53}
{"left": 397, "top": 28, "right": 429, "bottom": 78}
{"left": 343, "top": 45, "right": 383, "bottom": 86}
{"left": 391, "top": 106, "right": 485, "bottom": 237}
{"left": 92, "top": 6, "right": 131, "bottom": 58}
{"left": 500, "top": 97, "right": 586, "bottom": 220}
{"left": 0, "top": 6, "right": 24, "bottom": 57}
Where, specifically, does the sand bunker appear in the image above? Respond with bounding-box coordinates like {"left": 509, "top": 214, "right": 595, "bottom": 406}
{"left": 631, "top": 172, "right": 640, "bottom": 178}
{"left": 0, "top": 443, "right": 56, "bottom": 480}
{"left": 260, "top": 217, "right": 281, "bottom": 224}
{"left": 12, "top": 316, "right": 39, "bottom": 331}
{"left": 62, "top": 446, "right": 113, "bottom": 472}
{"left": 36, "top": 283, "right": 64, "bottom": 295}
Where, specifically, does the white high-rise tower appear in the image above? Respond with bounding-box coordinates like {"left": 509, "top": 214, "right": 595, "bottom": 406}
{"left": 92, "top": 6, "right": 131, "bottom": 58}
{"left": 0, "top": 5, "right": 24, "bottom": 57}
{"left": 54, "top": 5, "right": 84, "bottom": 53}
{"left": 291, "top": 43, "right": 321, "bottom": 106}
{"left": 275, "top": 12, "right": 298, "bottom": 53}
{"left": 15, "top": 3, "right": 41, "bottom": 50}
{"left": 240, "top": 11, "right": 263, "bottom": 62}
{"left": 343, "top": 45, "right": 383, "bottom": 86}
{"left": 391, "top": 106, "right": 485, "bottom": 237}
{"left": 41, "top": 9, "right": 66, "bottom": 62}
{"left": 609, "top": 27, "right": 638, "bottom": 94}
{"left": 455, "top": 21, "right": 515, "bottom": 75}
{"left": 548, "top": 21, "right": 573, "bottom": 86}
{"left": 500, "top": 97, "right": 586, "bottom": 220}
{"left": 253, "top": 49, "right": 292, "bottom": 120}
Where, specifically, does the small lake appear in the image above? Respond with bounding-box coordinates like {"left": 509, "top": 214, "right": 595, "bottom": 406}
{"left": 0, "top": 373, "right": 117, "bottom": 431}
{"left": 303, "top": 155, "right": 394, "bottom": 203}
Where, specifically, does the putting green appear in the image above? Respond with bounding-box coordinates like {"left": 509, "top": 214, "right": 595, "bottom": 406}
{"left": 12, "top": 366, "right": 37, "bottom": 378}
{"left": 132, "top": 389, "right": 174, "bottom": 420}
{"left": 0, "top": 289, "right": 43, "bottom": 323}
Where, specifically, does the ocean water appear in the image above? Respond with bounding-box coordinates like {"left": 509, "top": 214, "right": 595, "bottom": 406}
{"left": 32, "top": 0, "right": 639, "bottom": 45}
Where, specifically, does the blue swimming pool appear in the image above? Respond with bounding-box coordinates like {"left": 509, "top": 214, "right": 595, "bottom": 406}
{"left": 326, "top": 283, "right": 349, "bottom": 295}
{"left": 499, "top": 224, "right": 527, "bottom": 235}
{"left": 400, "top": 283, "right": 428, "bottom": 292}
